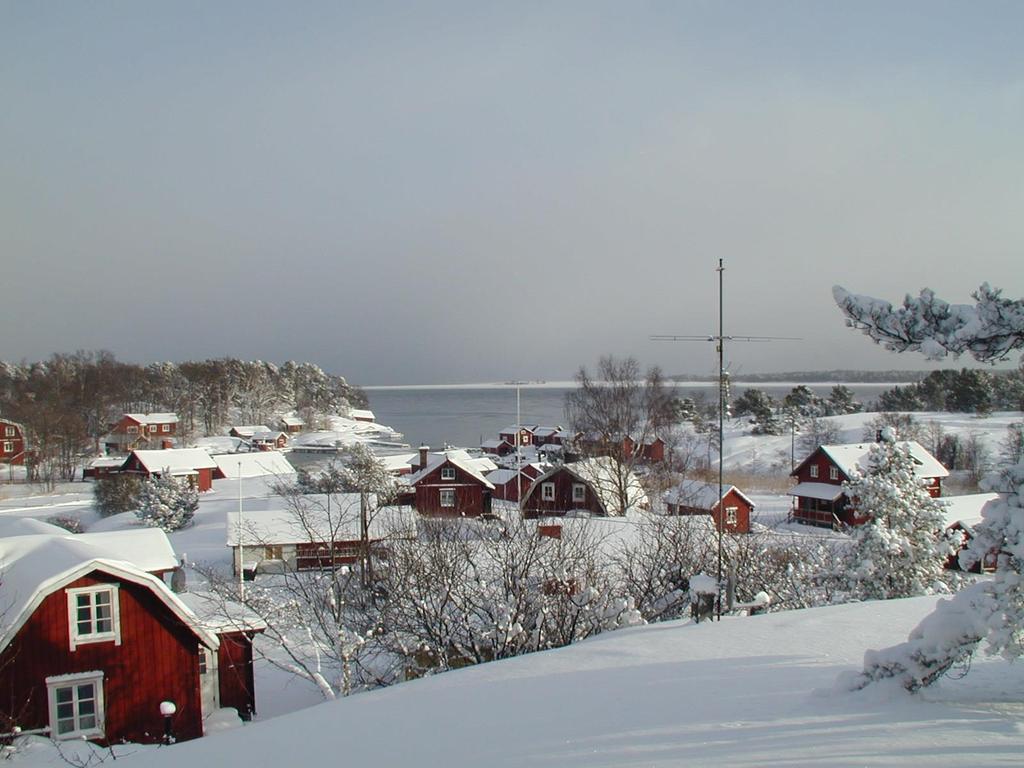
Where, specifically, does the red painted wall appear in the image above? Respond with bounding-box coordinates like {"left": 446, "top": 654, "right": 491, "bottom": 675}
{"left": 522, "top": 468, "right": 604, "bottom": 518}
{"left": 216, "top": 632, "right": 257, "bottom": 718}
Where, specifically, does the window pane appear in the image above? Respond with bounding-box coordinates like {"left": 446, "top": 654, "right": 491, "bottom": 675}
{"left": 57, "top": 717, "right": 75, "bottom": 735}
{"left": 79, "top": 714, "right": 96, "bottom": 730}
{"left": 77, "top": 684, "right": 95, "bottom": 703}
{"left": 56, "top": 687, "right": 73, "bottom": 704}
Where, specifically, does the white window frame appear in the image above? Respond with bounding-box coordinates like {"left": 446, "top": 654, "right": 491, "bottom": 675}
{"left": 809, "top": 464, "right": 819, "bottom": 479}
{"left": 4, "top": 426, "right": 14, "bottom": 437}
{"left": 126, "top": 425, "right": 138, "bottom": 434}
{"left": 2, "top": 441, "right": 11, "bottom": 453}
{"left": 829, "top": 466, "right": 839, "bottom": 481}
{"left": 161, "top": 423, "right": 171, "bottom": 433}
{"left": 572, "top": 483, "right": 586, "bottom": 502}
{"left": 47, "top": 671, "right": 104, "bottom": 740}
{"left": 440, "top": 488, "right": 456, "bottom": 508}
{"left": 66, "top": 585, "right": 121, "bottom": 650}
{"left": 148, "top": 424, "right": 157, "bottom": 433}
{"left": 725, "top": 506, "right": 738, "bottom": 525}
{"left": 541, "top": 482, "right": 555, "bottom": 501}
{"left": 440, "top": 467, "right": 456, "bottom": 481}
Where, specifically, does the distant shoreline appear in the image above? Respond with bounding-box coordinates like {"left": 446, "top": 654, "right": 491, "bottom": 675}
{"left": 361, "top": 380, "right": 904, "bottom": 391}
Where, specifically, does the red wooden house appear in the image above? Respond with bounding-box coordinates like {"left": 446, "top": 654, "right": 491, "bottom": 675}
{"left": 401, "top": 448, "right": 495, "bottom": 518}
{"left": 663, "top": 481, "right": 754, "bottom": 534}
{"left": 0, "top": 533, "right": 261, "bottom": 744}
{"left": 0, "top": 418, "right": 26, "bottom": 466}
{"left": 228, "top": 425, "right": 271, "bottom": 440}
{"left": 119, "top": 448, "right": 219, "bottom": 492}
{"left": 788, "top": 440, "right": 948, "bottom": 528}
{"left": 521, "top": 458, "right": 649, "bottom": 518}
{"left": 498, "top": 425, "right": 536, "bottom": 449}
{"left": 279, "top": 416, "right": 305, "bottom": 434}
{"left": 103, "top": 413, "right": 178, "bottom": 455}
{"left": 480, "top": 438, "right": 514, "bottom": 456}
{"left": 486, "top": 463, "right": 546, "bottom": 503}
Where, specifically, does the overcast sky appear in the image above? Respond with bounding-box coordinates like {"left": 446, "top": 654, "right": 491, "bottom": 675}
{"left": 2, "top": 2, "right": 1022, "bottom": 384}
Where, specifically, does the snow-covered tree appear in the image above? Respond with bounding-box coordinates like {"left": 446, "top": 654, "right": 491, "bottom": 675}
{"left": 834, "top": 431, "right": 957, "bottom": 601}
{"left": 135, "top": 473, "right": 198, "bottom": 531}
{"left": 834, "top": 283, "right": 1024, "bottom": 690}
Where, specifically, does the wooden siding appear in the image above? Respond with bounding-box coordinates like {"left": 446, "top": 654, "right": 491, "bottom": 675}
{"left": 412, "top": 460, "right": 491, "bottom": 517}
{"left": 0, "top": 572, "right": 205, "bottom": 744}
{"left": 522, "top": 468, "right": 604, "bottom": 518}
{"left": 216, "top": 632, "right": 257, "bottom": 719}
{"left": 0, "top": 420, "right": 26, "bottom": 465}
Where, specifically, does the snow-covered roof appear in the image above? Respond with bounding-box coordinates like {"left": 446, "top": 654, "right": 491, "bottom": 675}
{"left": 787, "top": 482, "right": 845, "bottom": 501}
{"left": 378, "top": 453, "right": 417, "bottom": 473}
{"left": 350, "top": 409, "right": 375, "bottom": 421}
{"left": 485, "top": 468, "right": 532, "bottom": 487}
{"left": 280, "top": 416, "right": 305, "bottom": 426}
{"left": 406, "top": 451, "right": 495, "bottom": 489}
{"left": 230, "top": 425, "right": 271, "bottom": 437}
{"left": 532, "top": 427, "right": 561, "bottom": 438}
{"left": 251, "top": 431, "right": 286, "bottom": 441}
{"left": 481, "top": 438, "right": 511, "bottom": 450}
{"left": 87, "top": 456, "right": 126, "bottom": 469}
{"left": 499, "top": 424, "right": 537, "bottom": 435}
{"left": 212, "top": 451, "right": 295, "bottom": 479}
{"left": 814, "top": 441, "right": 949, "bottom": 480}
{"left": 0, "top": 533, "right": 217, "bottom": 653}
{"left": 0, "top": 516, "right": 67, "bottom": 537}
{"left": 664, "top": 481, "right": 754, "bottom": 511}
{"left": 226, "top": 503, "right": 416, "bottom": 546}
{"left": 175, "top": 590, "right": 267, "bottom": 634}
{"left": 74, "top": 529, "right": 179, "bottom": 572}
{"left": 127, "top": 448, "right": 218, "bottom": 474}
{"left": 940, "top": 492, "right": 1001, "bottom": 530}
{"left": 125, "top": 412, "right": 179, "bottom": 424}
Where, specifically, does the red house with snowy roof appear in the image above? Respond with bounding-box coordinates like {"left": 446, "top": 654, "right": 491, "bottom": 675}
{"left": 664, "top": 481, "right": 754, "bottom": 534}
{"left": 103, "top": 413, "right": 178, "bottom": 455}
{"left": 401, "top": 447, "right": 495, "bottom": 517}
{"left": 0, "top": 417, "right": 26, "bottom": 466}
{"left": 788, "top": 440, "right": 948, "bottom": 528}
{"left": 0, "top": 529, "right": 263, "bottom": 744}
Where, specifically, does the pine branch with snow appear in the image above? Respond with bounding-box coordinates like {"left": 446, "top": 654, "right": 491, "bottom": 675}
{"left": 135, "top": 473, "right": 198, "bottom": 531}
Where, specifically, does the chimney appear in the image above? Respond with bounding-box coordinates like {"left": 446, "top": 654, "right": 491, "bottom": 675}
{"left": 419, "top": 445, "right": 430, "bottom": 472}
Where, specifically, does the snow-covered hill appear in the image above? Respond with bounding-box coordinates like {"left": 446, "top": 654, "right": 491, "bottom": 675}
{"left": 19, "top": 596, "right": 1023, "bottom": 767}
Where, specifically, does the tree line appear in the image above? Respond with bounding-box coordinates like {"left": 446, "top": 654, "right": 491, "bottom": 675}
{"left": 0, "top": 351, "right": 366, "bottom": 486}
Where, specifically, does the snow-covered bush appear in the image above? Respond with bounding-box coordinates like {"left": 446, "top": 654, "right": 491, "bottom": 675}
{"left": 93, "top": 474, "right": 142, "bottom": 518}
{"left": 135, "top": 473, "right": 198, "bottom": 531}
{"left": 831, "top": 431, "right": 957, "bottom": 601}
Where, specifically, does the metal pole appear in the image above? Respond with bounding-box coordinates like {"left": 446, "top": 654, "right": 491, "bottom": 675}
{"left": 717, "top": 258, "right": 724, "bottom": 621}
{"left": 238, "top": 461, "right": 244, "bottom": 600}
{"left": 516, "top": 382, "right": 522, "bottom": 516}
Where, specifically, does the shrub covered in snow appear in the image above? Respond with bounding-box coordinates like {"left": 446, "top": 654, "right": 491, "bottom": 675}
{"left": 135, "top": 473, "right": 198, "bottom": 531}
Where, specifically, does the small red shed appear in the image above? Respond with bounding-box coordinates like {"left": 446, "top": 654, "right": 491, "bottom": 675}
{"left": 664, "top": 480, "right": 755, "bottom": 534}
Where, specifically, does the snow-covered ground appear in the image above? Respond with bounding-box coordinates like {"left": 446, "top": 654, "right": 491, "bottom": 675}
{"left": 12, "top": 596, "right": 1023, "bottom": 767}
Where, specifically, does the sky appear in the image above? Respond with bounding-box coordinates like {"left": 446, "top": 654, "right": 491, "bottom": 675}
{"left": 2, "top": 1, "right": 1023, "bottom": 385}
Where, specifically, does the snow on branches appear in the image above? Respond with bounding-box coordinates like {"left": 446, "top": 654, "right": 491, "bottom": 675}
{"left": 135, "top": 473, "right": 198, "bottom": 531}
{"left": 834, "top": 433, "right": 957, "bottom": 601}
{"left": 833, "top": 284, "right": 1024, "bottom": 363}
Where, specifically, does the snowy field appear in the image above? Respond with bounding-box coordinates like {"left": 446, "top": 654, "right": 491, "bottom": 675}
{"left": 11, "top": 597, "right": 1024, "bottom": 767}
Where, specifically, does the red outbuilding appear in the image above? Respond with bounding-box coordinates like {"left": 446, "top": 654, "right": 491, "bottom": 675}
{"left": 0, "top": 418, "right": 26, "bottom": 466}
{"left": 403, "top": 448, "right": 495, "bottom": 518}
{"left": 664, "top": 480, "right": 755, "bottom": 534}
{"left": 119, "top": 448, "right": 219, "bottom": 492}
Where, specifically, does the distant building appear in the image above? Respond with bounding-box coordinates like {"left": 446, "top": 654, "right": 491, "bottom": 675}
{"left": 664, "top": 480, "right": 754, "bottom": 534}
{"left": 521, "top": 458, "right": 648, "bottom": 518}
{"left": 119, "top": 448, "right": 219, "bottom": 492}
{"left": 103, "top": 413, "right": 178, "bottom": 455}
{"left": 0, "top": 417, "right": 27, "bottom": 465}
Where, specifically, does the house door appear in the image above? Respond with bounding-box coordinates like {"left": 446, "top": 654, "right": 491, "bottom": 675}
{"left": 200, "top": 647, "right": 220, "bottom": 722}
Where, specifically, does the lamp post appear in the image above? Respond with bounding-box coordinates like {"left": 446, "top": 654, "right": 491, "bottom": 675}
{"left": 237, "top": 461, "right": 244, "bottom": 600}
{"left": 159, "top": 700, "right": 176, "bottom": 745}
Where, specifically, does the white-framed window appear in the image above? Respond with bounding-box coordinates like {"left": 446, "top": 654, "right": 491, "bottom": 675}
{"left": 2, "top": 441, "right": 11, "bottom": 453}
{"left": 66, "top": 585, "right": 120, "bottom": 650}
{"left": 809, "top": 464, "right": 819, "bottom": 479}
{"left": 198, "top": 648, "right": 208, "bottom": 675}
{"left": 148, "top": 424, "right": 157, "bottom": 433}
{"left": 725, "top": 506, "right": 738, "bottom": 525}
{"left": 4, "top": 426, "right": 14, "bottom": 437}
{"left": 440, "top": 467, "right": 456, "bottom": 481}
{"left": 440, "top": 488, "right": 456, "bottom": 507}
{"left": 161, "top": 424, "right": 171, "bottom": 432}
{"left": 47, "top": 672, "right": 104, "bottom": 740}
{"left": 541, "top": 482, "right": 555, "bottom": 501}
{"left": 829, "top": 466, "right": 839, "bottom": 481}
{"left": 572, "top": 483, "right": 586, "bottom": 502}
{"left": 126, "top": 425, "right": 138, "bottom": 434}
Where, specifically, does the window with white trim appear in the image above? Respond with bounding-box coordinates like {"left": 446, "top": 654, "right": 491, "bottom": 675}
{"left": 126, "top": 425, "right": 138, "bottom": 434}
{"left": 809, "top": 464, "right": 819, "bottom": 479}
{"left": 2, "top": 441, "right": 11, "bottom": 453}
{"left": 541, "top": 482, "right": 555, "bottom": 501}
{"left": 440, "top": 488, "right": 456, "bottom": 507}
{"left": 440, "top": 467, "right": 456, "bottom": 481}
{"left": 161, "top": 424, "right": 170, "bottom": 432}
{"left": 4, "top": 426, "right": 14, "bottom": 437}
{"left": 725, "top": 506, "right": 738, "bottom": 525}
{"left": 66, "top": 585, "right": 120, "bottom": 649}
{"left": 47, "top": 672, "right": 104, "bottom": 739}
{"left": 572, "top": 483, "right": 586, "bottom": 502}
{"left": 829, "top": 466, "right": 839, "bottom": 481}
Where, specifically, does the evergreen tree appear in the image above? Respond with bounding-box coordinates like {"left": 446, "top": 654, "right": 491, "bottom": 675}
{"left": 836, "top": 430, "right": 956, "bottom": 601}
{"left": 93, "top": 474, "right": 142, "bottom": 518}
{"left": 135, "top": 473, "right": 198, "bottom": 531}
{"left": 827, "top": 385, "right": 862, "bottom": 415}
